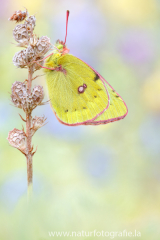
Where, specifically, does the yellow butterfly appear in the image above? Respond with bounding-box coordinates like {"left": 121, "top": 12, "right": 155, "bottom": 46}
{"left": 42, "top": 11, "right": 128, "bottom": 126}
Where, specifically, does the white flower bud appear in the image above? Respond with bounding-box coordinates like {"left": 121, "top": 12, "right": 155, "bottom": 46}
{"left": 13, "top": 24, "right": 28, "bottom": 45}
{"left": 35, "top": 36, "right": 51, "bottom": 57}
{"left": 32, "top": 115, "right": 47, "bottom": 135}
{"left": 13, "top": 50, "right": 27, "bottom": 68}
{"left": 11, "top": 81, "right": 27, "bottom": 109}
{"left": 32, "top": 85, "right": 44, "bottom": 106}
{"left": 25, "top": 15, "right": 36, "bottom": 32}
{"left": 26, "top": 45, "right": 35, "bottom": 62}
{"left": 7, "top": 128, "right": 26, "bottom": 152}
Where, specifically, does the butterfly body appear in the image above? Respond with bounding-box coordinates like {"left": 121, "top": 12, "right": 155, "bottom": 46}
{"left": 43, "top": 11, "right": 128, "bottom": 126}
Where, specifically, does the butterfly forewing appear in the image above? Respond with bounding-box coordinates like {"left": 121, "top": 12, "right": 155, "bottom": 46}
{"left": 46, "top": 54, "right": 109, "bottom": 125}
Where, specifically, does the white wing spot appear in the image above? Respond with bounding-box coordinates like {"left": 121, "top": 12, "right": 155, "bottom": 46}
{"left": 78, "top": 86, "right": 84, "bottom": 93}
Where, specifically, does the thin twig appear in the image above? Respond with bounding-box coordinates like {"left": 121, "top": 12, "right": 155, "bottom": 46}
{"left": 32, "top": 145, "right": 38, "bottom": 156}
{"left": 32, "top": 74, "right": 45, "bottom": 81}
{"left": 19, "top": 113, "right": 26, "bottom": 122}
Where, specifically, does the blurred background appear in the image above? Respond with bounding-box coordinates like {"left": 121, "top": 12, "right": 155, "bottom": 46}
{"left": 0, "top": 0, "right": 160, "bottom": 239}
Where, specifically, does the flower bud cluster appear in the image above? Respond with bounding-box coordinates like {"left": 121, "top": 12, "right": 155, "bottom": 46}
{"left": 11, "top": 81, "right": 44, "bottom": 113}
{"left": 7, "top": 128, "right": 26, "bottom": 153}
{"left": 8, "top": 9, "right": 49, "bottom": 156}
{"left": 12, "top": 35, "right": 50, "bottom": 69}
{"left": 11, "top": 9, "right": 51, "bottom": 70}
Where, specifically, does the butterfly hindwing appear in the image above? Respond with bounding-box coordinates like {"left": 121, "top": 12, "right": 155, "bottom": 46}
{"left": 46, "top": 54, "right": 109, "bottom": 125}
{"left": 84, "top": 73, "right": 128, "bottom": 125}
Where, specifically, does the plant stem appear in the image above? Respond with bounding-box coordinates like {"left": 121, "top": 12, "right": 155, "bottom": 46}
{"left": 26, "top": 66, "right": 33, "bottom": 190}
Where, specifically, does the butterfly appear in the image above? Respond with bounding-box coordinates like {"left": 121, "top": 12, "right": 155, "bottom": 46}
{"left": 41, "top": 11, "right": 128, "bottom": 126}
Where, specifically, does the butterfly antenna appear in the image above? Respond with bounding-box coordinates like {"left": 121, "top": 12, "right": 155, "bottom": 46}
{"left": 64, "top": 10, "right": 70, "bottom": 45}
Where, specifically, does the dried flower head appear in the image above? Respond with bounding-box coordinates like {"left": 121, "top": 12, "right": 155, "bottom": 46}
{"left": 13, "top": 50, "right": 27, "bottom": 68}
{"left": 26, "top": 45, "right": 35, "bottom": 62}
{"left": 25, "top": 15, "right": 36, "bottom": 32}
{"left": 32, "top": 85, "right": 44, "bottom": 106}
{"left": 7, "top": 128, "right": 26, "bottom": 153}
{"left": 11, "top": 82, "right": 44, "bottom": 112}
{"left": 13, "top": 24, "right": 28, "bottom": 45}
{"left": 35, "top": 36, "right": 51, "bottom": 57}
{"left": 11, "top": 81, "right": 27, "bottom": 109}
{"left": 8, "top": 9, "right": 28, "bottom": 23}
{"left": 32, "top": 115, "right": 47, "bottom": 135}
{"left": 11, "top": 81, "right": 33, "bottom": 113}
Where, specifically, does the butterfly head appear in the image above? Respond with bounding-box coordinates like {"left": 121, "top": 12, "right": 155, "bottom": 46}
{"left": 44, "top": 39, "right": 69, "bottom": 71}
{"left": 54, "top": 39, "right": 69, "bottom": 55}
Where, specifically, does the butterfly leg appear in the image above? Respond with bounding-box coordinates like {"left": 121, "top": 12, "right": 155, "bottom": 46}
{"left": 33, "top": 61, "right": 55, "bottom": 70}
{"left": 36, "top": 53, "right": 54, "bottom": 62}
{"left": 30, "top": 52, "right": 55, "bottom": 70}
{"left": 28, "top": 52, "right": 54, "bottom": 67}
